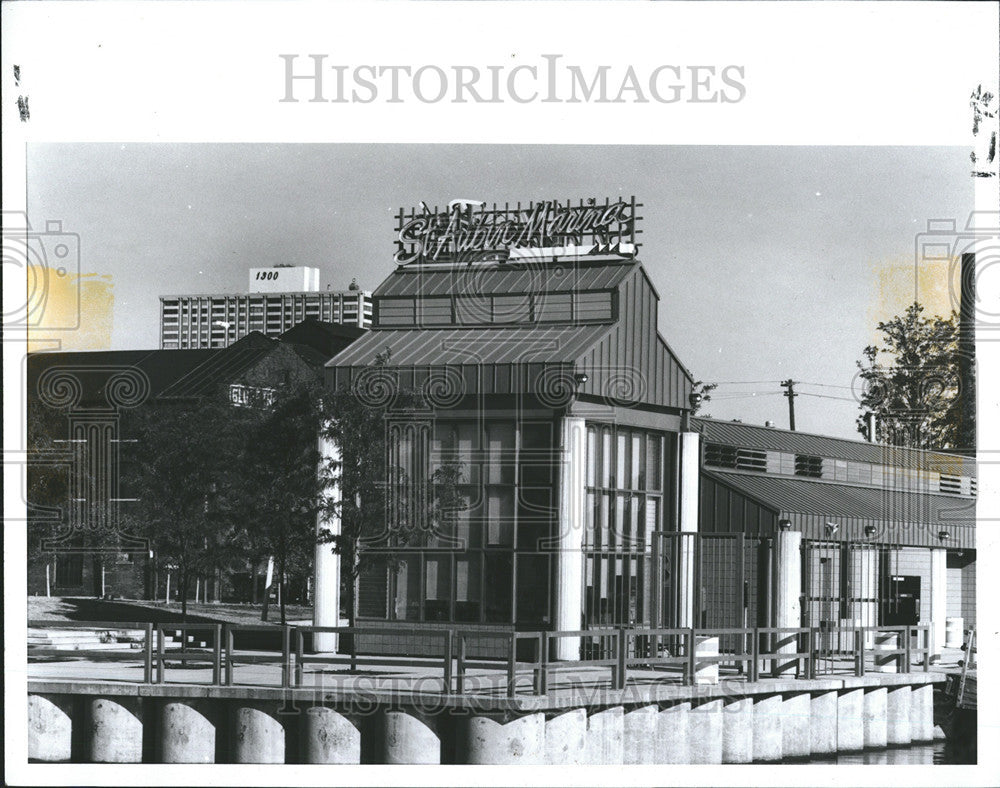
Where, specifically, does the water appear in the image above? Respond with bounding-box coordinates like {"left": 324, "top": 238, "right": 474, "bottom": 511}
{"left": 803, "top": 740, "right": 974, "bottom": 765}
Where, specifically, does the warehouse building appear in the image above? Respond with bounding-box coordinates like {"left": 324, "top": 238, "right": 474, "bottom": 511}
{"left": 320, "top": 196, "right": 976, "bottom": 659}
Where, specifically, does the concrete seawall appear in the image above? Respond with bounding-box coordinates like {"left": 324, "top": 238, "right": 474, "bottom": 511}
{"left": 28, "top": 673, "right": 941, "bottom": 764}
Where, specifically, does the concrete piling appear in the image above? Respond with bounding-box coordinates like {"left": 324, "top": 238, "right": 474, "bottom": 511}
{"left": 781, "top": 692, "right": 811, "bottom": 759}
{"left": 909, "top": 683, "right": 934, "bottom": 743}
{"left": 544, "top": 709, "right": 587, "bottom": 765}
{"left": 301, "top": 706, "right": 361, "bottom": 764}
{"left": 722, "top": 697, "right": 753, "bottom": 764}
{"left": 862, "top": 688, "right": 888, "bottom": 750}
{"left": 233, "top": 701, "right": 286, "bottom": 763}
{"left": 25, "top": 673, "right": 945, "bottom": 765}
{"left": 623, "top": 705, "right": 657, "bottom": 764}
{"left": 810, "top": 690, "right": 838, "bottom": 755}
{"left": 688, "top": 699, "right": 723, "bottom": 764}
{"left": 28, "top": 694, "right": 74, "bottom": 762}
{"left": 88, "top": 696, "right": 143, "bottom": 763}
{"left": 160, "top": 700, "right": 216, "bottom": 763}
{"left": 887, "top": 686, "right": 912, "bottom": 746}
{"left": 752, "top": 694, "right": 783, "bottom": 762}
{"left": 656, "top": 701, "right": 691, "bottom": 764}
{"left": 380, "top": 709, "right": 441, "bottom": 764}
{"left": 461, "top": 713, "right": 545, "bottom": 764}
{"left": 837, "top": 688, "right": 865, "bottom": 752}
{"left": 584, "top": 706, "right": 624, "bottom": 764}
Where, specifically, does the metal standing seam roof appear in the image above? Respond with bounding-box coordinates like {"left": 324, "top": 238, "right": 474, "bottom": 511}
{"left": 704, "top": 469, "right": 977, "bottom": 526}
{"left": 326, "top": 324, "right": 614, "bottom": 368}
{"left": 373, "top": 261, "right": 637, "bottom": 298}
{"left": 693, "top": 417, "right": 975, "bottom": 477}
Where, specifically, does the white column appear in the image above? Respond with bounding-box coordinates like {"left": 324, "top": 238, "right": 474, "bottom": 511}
{"left": 930, "top": 548, "right": 946, "bottom": 660}
{"left": 554, "top": 416, "right": 586, "bottom": 660}
{"left": 677, "top": 431, "right": 700, "bottom": 628}
{"left": 774, "top": 530, "right": 802, "bottom": 673}
{"left": 314, "top": 432, "right": 341, "bottom": 652}
{"left": 846, "top": 546, "right": 878, "bottom": 650}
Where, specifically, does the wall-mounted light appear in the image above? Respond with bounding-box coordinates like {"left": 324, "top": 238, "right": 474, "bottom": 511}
{"left": 574, "top": 372, "right": 589, "bottom": 386}
{"left": 688, "top": 391, "right": 703, "bottom": 410}
{"left": 778, "top": 519, "right": 792, "bottom": 532}
{"left": 825, "top": 522, "right": 839, "bottom": 536}
{"left": 864, "top": 525, "right": 877, "bottom": 538}
{"left": 938, "top": 530, "right": 951, "bottom": 541}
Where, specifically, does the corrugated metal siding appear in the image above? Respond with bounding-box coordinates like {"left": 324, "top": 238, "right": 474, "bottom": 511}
{"left": 694, "top": 417, "right": 975, "bottom": 478}
{"left": 374, "top": 261, "right": 636, "bottom": 297}
{"left": 327, "top": 324, "right": 611, "bottom": 368}
{"left": 576, "top": 267, "right": 693, "bottom": 410}
{"left": 703, "top": 470, "right": 975, "bottom": 547}
{"left": 699, "top": 472, "right": 779, "bottom": 536}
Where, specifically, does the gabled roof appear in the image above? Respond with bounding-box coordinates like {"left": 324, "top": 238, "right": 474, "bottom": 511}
{"left": 329, "top": 257, "right": 694, "bottom": 410}
{"left": 693, "top": 417, "right": 975, "bottom": 477}
{"left": 26, "top": 348, "right": 217, "bottom": 407}
{"left": 278, "top": 319, "right": 367, "bottom": 357}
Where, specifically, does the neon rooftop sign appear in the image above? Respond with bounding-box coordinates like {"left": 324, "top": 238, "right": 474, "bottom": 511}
{"left": 393, "top": 197, "right": 642, "bottom": 266}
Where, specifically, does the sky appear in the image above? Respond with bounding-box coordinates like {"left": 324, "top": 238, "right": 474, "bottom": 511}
{"left": 26, "top": 144, "right": 973, "bottom": 440}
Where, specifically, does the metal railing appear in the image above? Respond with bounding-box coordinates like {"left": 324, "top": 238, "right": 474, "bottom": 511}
{"left": 28, "top": 620, "right": 932, "bottom": 695}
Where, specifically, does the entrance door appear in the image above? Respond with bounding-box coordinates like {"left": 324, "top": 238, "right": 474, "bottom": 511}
{"left": 884, "top": 575, "right": 921, "bottom": 626}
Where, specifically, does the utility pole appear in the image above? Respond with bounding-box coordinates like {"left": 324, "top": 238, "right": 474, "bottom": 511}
{"left": 780, "top": 379, "right": 797, "bottom": 431}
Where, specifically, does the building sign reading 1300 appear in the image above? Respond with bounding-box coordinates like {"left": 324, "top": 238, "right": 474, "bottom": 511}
{"left": 393, "top": 197, "right": 641, "bottom": 266}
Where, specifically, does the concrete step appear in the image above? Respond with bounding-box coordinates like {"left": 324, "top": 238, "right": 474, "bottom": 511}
{"left": 28, "top": 628, "right": 179, "bottom": 651}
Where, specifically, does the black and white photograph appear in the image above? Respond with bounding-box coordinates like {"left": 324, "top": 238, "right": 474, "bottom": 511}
{"left": 3, "top": 2, "right": 998, "bottom": 786}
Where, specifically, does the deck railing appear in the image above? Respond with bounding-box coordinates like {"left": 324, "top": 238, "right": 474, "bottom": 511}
{"left": 28, "top": 620, "right": 931, "bottom": 696}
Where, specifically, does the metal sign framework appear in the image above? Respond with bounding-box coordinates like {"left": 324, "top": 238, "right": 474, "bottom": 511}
{"left": 394, "top": 197, "right": 643, "bottom": 266}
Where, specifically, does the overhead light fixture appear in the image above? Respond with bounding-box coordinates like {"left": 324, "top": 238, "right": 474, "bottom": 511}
{"left": 778, "top": 519, "right": 792, "bottom": 531}
{"left": 825, "top": 522, "right": 839, "bottom": 536}
{"left": 574, "top": 372, "right": 588, "bottom": 386}
{"left": 864, "top": 525, "right": 877, "bottom": 538}
{"left": 938, "top": 530, "right": 951, "bottom": 541}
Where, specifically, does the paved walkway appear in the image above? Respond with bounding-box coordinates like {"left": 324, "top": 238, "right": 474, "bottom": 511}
{"left": 28, "top": 646, "right": 962, "bottom": 703}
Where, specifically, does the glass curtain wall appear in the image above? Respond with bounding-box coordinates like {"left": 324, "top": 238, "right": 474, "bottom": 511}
{"left": 362, "top": 417, "right": 557, "bottom": 626}
{"left": 583, "top": 424, "right": 667, "bottom": 628}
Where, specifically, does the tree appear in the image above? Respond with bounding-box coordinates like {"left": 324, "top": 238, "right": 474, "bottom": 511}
{"left": 690, "top": 381, "right": 718, "bottom": 416}
{"left": 317, "top": 351, "right": 465, "bottom": 627}
{"left": 119, "top": 396, "right": 253, "bottom": 618}
{"left": 855, "top": 302, "right": 961, "bottom": 450}
{"left": 240, "top": 383, "right": 327, "bottom": 625}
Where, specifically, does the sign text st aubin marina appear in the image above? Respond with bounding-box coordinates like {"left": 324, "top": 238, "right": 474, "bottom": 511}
{"left": 394, "top": 197, "right": 642, "bottom": 266}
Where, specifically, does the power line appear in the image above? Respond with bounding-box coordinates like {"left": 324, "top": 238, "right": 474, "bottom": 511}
{"left": 798, "top": 392, "right": 858, "bottom": 403}
{"left": 708, "top": 380, "right": 783, "bottom": 386}
{"left": 796, "top": 381, "right": 855, "bottom": 391}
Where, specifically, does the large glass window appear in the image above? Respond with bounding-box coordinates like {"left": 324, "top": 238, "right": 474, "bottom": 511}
{"left": 361, "top": 418, "right": 556, "bottom": 625}
{"left": 583, "top": 425, "right": 664, "bottom": 627}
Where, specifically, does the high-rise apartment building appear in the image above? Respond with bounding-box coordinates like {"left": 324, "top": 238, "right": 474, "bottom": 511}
{"left": 159, "top": 266, "right": 373, "bottom": 348}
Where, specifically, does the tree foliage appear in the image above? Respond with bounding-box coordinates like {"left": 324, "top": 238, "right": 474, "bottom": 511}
{"left": 855, "top": 302, "right": 962, "bottom": 450}
{"left": 239, "top": 383, "right": 327, "bottom": 625}
{"left": 690, "top": 380, "right": 718, "bottom": 416}
{"left": 317, "top": 351, "right": 465, "bottom": 626}
{"left": 120, "top": 396, "right": 253, "bottom": 617}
